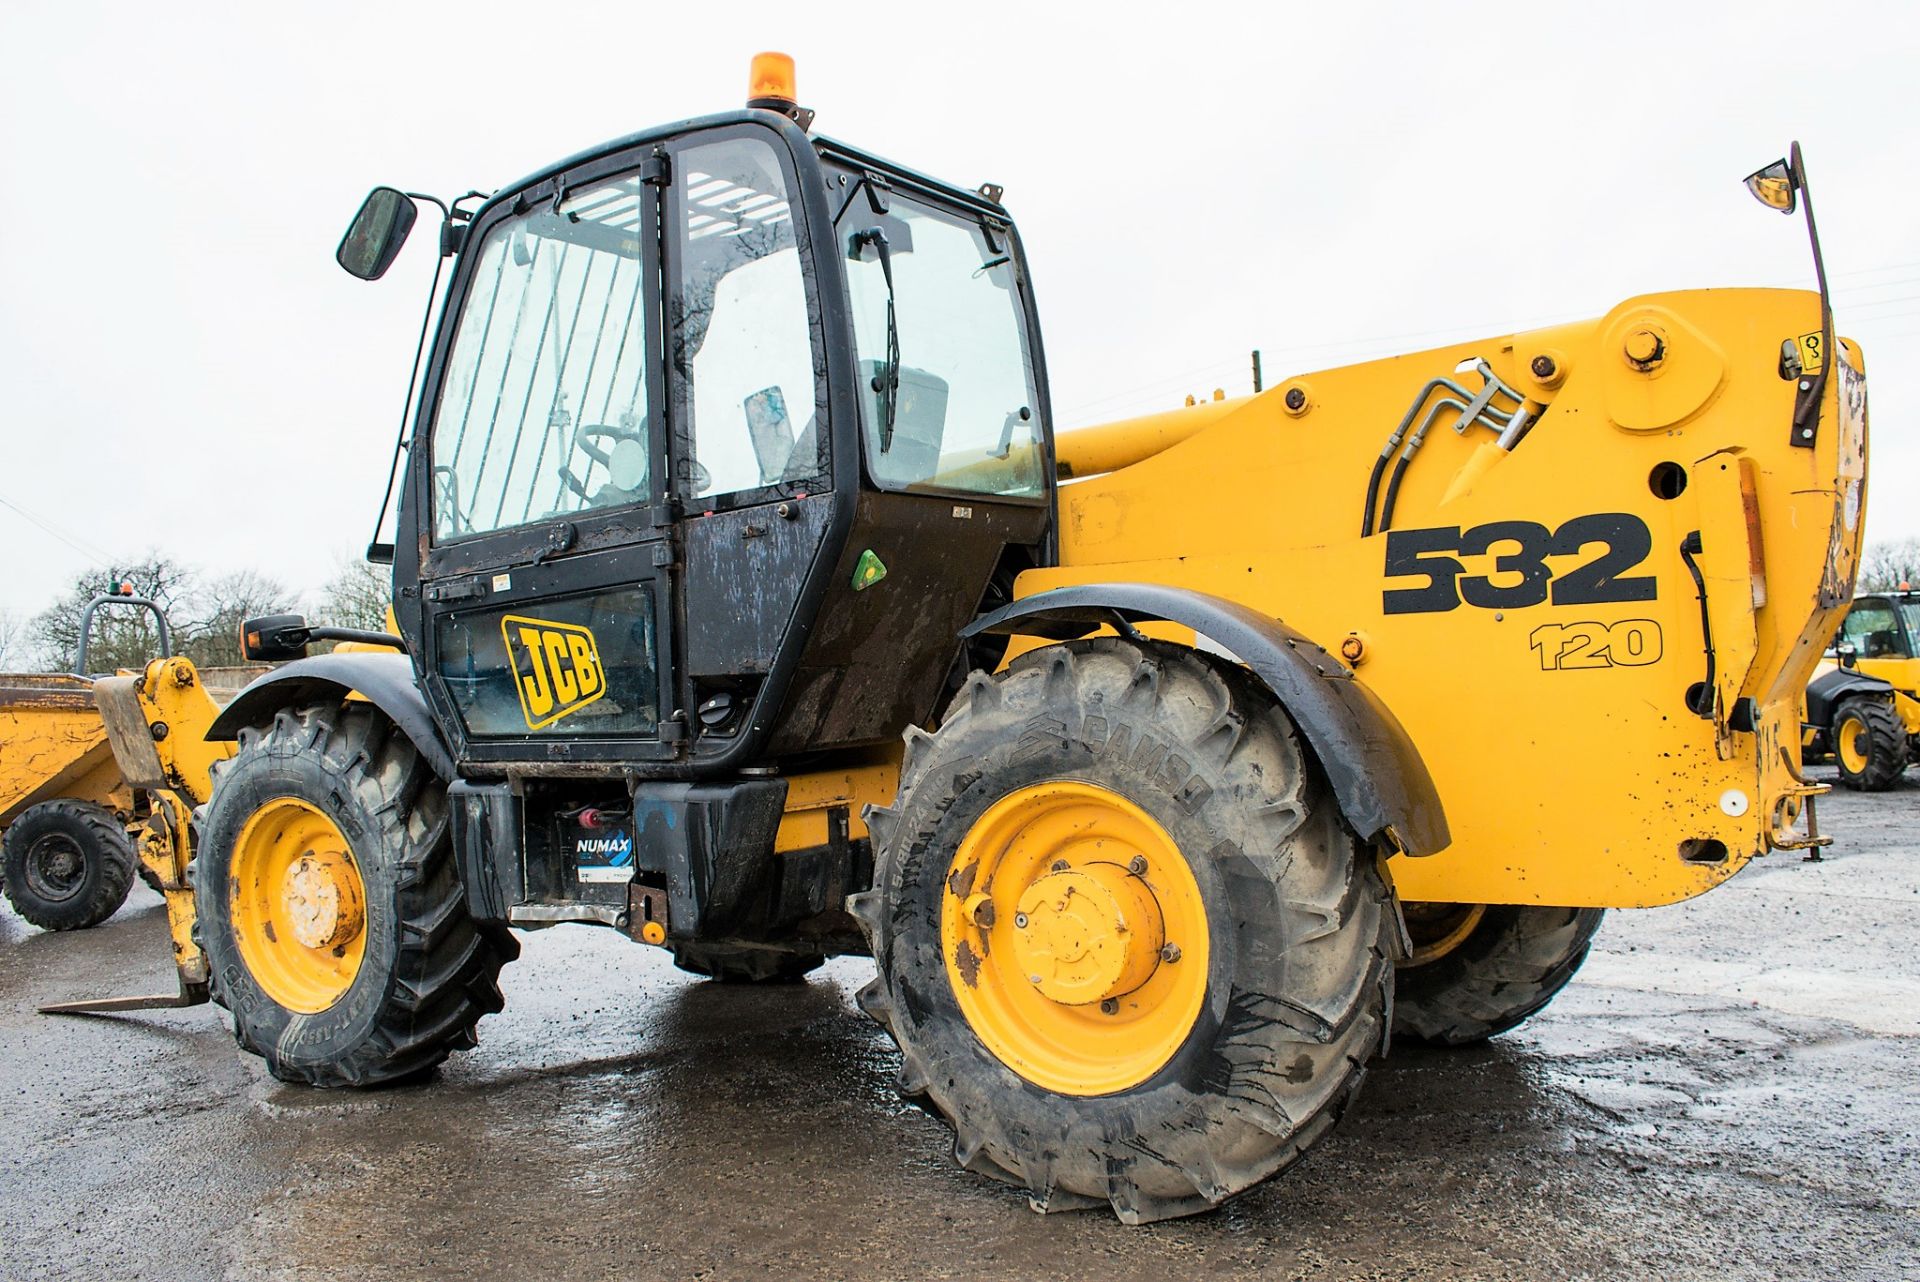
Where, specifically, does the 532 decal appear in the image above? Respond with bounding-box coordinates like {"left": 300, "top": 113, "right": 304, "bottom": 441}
{"left": 1383, "top": 512, "right": 1656, "bottom": 615}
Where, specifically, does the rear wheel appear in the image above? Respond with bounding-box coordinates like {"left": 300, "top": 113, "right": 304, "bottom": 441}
{"left": 1393, "top": 903, "right": 1605, "bottom": 1046}
{"left": 852, "top": 637, "right": 1391, "bottom": 1223}
{"left": 193, "top": 703, "right": 518, "bottom": 1086}
{"left": 671, "top": 943, "right": 824, "bottom": 983}
{"left": 1833, "top": 697, "right": 1907, "bottom": 790}
{"left": 1, "top": 800, "right": 136, "bottom": 931}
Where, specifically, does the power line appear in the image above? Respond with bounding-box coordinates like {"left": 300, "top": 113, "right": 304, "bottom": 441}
{"left": 0, "top": 492, "right": 113, "bottom": 567}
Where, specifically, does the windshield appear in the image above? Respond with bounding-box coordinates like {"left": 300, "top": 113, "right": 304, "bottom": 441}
{"left": 429, "top": 172, "right": 655, "bottom": 542}
{"left": 1841, "top": 599, "right": 1918, "bottom": 659}
{"left": 843, "top": 189, "right": 1044, "bottom": 499}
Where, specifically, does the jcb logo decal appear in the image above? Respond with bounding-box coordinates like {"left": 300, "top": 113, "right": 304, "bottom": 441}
{"left": 501, "top": 615, "right": 606, "bottom": 730}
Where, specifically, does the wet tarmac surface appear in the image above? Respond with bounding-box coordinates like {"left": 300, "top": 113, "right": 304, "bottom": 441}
{"left": 3, "top": 768, "right": 1915, "bottom": 1281}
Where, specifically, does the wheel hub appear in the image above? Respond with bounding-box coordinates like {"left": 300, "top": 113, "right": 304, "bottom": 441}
{"left": 940, "top": 780, "right": 1210, "bottom": 1096}
{"left": 1401, "top": 901, "right": 1487, "bottom": 966}
{"left": 1839, "top": 718, "right": 1869, "bottom": 772}
{"left": 281, "top": 851, "right": 365, "bottom": 952}
{"left": 229, "top": 798, "right": 369, "bottom": 1013}
{"left": 28, "top": 836, "right": 85, "bottom": 900}
{"left": 1011, "top": 864, "right": 1164, "bottom": 1005}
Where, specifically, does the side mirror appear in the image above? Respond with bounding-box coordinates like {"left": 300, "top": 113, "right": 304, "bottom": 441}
{"left": 1835, "top": 640, "right": 1858, "bottom": 669}
{"left": 1743, "top": 157, "right": 1798, "bottom": 215}
{"left": 241, "top": 613, "right": 313, "bottom": 663}
{"left": 337, "top": 187, "right": 418, "bottom": 280}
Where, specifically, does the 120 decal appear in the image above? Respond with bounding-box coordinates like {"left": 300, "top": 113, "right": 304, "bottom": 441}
{"left": 1382, "top": 512, "right": 1657, "bottom": 615}
{"left": 1529, "top": 619, "right": 1663, "bottom": 671}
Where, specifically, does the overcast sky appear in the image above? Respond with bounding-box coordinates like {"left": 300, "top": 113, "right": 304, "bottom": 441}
{"left": 2, "top": 2, "right": 1914, "bottom": 622}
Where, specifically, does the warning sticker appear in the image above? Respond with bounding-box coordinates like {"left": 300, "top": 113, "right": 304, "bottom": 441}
{"left": 1794, "top": 329, "right": 1827, "bottom": 376}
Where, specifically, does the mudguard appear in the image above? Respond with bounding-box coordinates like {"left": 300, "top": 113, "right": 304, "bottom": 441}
{"left": 963, "top": 583, "right": 1450, "bottom": 856}
{"left": 205, "top": 652, "right": 454, "bottom": 781}
{"left": 1805, "top": 665, "right": 1896, "bottom": 727}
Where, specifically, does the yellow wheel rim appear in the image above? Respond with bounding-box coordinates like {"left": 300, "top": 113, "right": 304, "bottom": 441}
{"left": 1837, "top": 716, "right": 1870, "bottom": 774}
{"left": 1401, "top": 901, "right": 1487, "bottom": 966}
{"left": 940, "top": 781, "right": 1210, "bottom": 1096}
{"left": 229, "top": 798, "right": 368, "bottom": 1014}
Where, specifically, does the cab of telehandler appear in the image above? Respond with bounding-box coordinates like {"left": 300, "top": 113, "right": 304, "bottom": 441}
{"left": 382, "top": 99, "right": 1054, "bottom": 783}
{"left": 218, "top": 64, "right": 1058, "bottom": 962}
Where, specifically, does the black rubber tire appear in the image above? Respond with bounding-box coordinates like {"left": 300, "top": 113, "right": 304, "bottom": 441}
{"left": 851, "top": 637, "right": 1392, "bottom": 1224}
{"left": 1, "top": 799, "right": 137, "bottom": 931}
{"left": 671, "top": 944, "right": 825, "bottom": 983}
{"left": 1832, "top": 697, "right": 1908, "bottom": 791}
{"left": 193, "top": 703, "right": 519, "bottom": 1087}
{"left": 1393, "top": 904, "right": 1605, "bottom": 1047}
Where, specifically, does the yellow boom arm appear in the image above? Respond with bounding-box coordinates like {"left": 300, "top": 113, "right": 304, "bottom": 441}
{"left": 1026, "top": 288, "right": 1864, "bottom": 909}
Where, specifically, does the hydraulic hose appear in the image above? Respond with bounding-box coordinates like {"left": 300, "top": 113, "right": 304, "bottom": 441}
{"left": 1378, "top": 454, "right": 1414, "bottom": 537}
{"left": 1360, "top": 450, "right": 1392, "bottom": 538}
{"left": 1359, "top": 375, "right": 1472, "bottom": 536}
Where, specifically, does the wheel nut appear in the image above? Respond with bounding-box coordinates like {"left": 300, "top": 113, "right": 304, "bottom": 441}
{"left": 1029, "top": 974, "right": 1043, "bottom": 985}
{"left": 1014, "top": 912, "right": 1029, "bottom": 929}
{"left": 1050, "top": 859, "right": 1069, "bottom": 872}
{"left": 1100, "top": 999, "right": 1119, "bottom": 1015}
{"left": 1127, "top": 855, "right": 1148, "bottom": 876}
{"left": 1160, "top": 942, "right": 1182, "bottom": 964}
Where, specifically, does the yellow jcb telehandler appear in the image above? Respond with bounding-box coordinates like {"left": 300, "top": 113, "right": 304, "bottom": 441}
{"left": 78, "top": 58, "right": 1866, "bottom": 1222}
{"left": 1801, "top": 588, "right": 1920, "bottom": 787}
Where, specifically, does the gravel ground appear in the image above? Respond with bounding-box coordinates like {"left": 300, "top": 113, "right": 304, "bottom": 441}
{"left": 2, "top": 766, "right": 1914, "bottom": 1281}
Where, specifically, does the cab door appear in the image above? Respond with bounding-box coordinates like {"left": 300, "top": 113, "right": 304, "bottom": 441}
{"left": 409, "top": 151, "right": 678, "bottom": 769}
{"left": 658, "top": 127, "right": 838, "bottom": 751}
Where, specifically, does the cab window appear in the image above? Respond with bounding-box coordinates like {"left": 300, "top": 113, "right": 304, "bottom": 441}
{"left": 429, "top": 172, "right": 655, "bottom": 541}
{"left": 842, "top": 189, "right": 1044, "bottom": 500}
{"left": 668, "top": 135, "right": 823, "bottom": 505}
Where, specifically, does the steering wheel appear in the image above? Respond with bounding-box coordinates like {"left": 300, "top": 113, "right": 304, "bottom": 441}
{"left": 558, "top": 423, "right": 651, "bottom": 503}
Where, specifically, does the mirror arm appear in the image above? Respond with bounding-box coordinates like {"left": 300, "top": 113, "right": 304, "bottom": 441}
{"left": 404, "top": 190, "right": 450, "bottom": 221}
{"left": 364, "top": 243, "right": 450, "bottom": 571}
{"left": 1787, "top": 141, "right": 1833, "bottom": 451}
{"left": 308, "top": 625, "right": 407, "bottom": 653}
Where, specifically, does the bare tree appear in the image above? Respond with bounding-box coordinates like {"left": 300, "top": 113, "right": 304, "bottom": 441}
{"left": 30, "top": 557, "right": 196, "bottom": 673}
{"left": 316, "top": 556, "right": 394, "bottom": 633}
{"left": 26, "top": 557, "right": 295, "bottom": 673}
{"left": 1859, "top": 538, "right": 1920, "bottom": 593}
{"left": 184, "top": 569, "right": 298, "bottom": 667}
{"left": 0, "top": 609, "right": 24, "bottom": 670}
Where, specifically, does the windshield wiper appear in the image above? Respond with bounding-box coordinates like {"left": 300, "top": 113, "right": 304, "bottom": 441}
{"left": 853, "top": 226, "right": 901, "bottom": 451}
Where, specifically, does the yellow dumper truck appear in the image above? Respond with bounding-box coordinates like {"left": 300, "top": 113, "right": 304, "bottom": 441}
{"left": 2, "top": 594, "right": 240, "bottom": 993}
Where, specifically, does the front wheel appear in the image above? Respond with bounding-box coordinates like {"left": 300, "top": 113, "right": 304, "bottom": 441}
{"left": 1392, "top": 903, "right": 1605, "bottom": 1046}
{"left": 1832, "top": 697, "right": 1907, "bottom": 790}
{"left": 853, "top": 638, "right": 1392, "bottom": 1224}
{"left": 1, "top": 800, "right": 137, "bottom": 931}
{"left": 193, "top": 703, "right": 517, "bottom": 1086}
